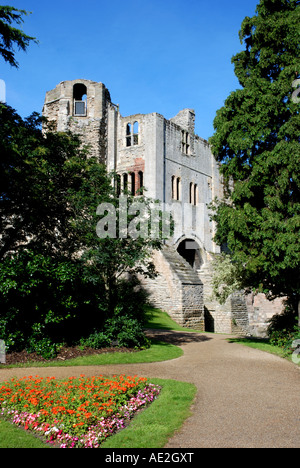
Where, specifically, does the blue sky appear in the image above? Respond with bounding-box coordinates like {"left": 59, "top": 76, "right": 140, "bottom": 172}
{"left": 1, "top": 0, "right": 259, "bottom": 140}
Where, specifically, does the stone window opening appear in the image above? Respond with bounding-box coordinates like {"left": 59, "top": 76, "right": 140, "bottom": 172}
{"left": 189, "top": 182, "right": 198, "bottom": 205}
{"left": 181, "top": 130, "right": 190, "bottom": 155}
{"left": 194, "top": 184, "right": 198, "bottom": 205}
{"left": 73, "top": 83, "right": 87, "bottom": 116}
{"left": 172, "top": 176, "right": 181, "bottom": 201}
{"left": 116, "top": 174, "right": 121, "bottom": 197}
{"left": 133, "top": 121, "right": 139, "bottom": 145}
{"left": 126, "top": 124, "right": 131, "bottom": 147}
{"left": 123, "top": 173, "right": 128, "bottom": 192}
{"left": 130, "top": 172, "right": 136, "bottom": 196}
{"left": 126, "top": 121, "right": 139, "bottom": 147}
{"left": 138, "top": 171, "right": 144, "bottom": 195}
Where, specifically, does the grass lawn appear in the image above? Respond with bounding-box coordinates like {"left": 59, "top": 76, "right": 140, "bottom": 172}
{"left": 1, "top": 339, "right": 183, "bottom": 369}
{"left": 144, "top": 306, "right": 203, "bottom": 332}
{"left": 0, "top": 418, "right": 49, "bottom": 448}
{"left": 227, "top": 336, "right": 299, "bottom": 364}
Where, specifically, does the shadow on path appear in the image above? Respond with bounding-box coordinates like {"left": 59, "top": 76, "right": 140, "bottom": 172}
{"left": 145, "top": 328, "right": 212, "bottom": 346}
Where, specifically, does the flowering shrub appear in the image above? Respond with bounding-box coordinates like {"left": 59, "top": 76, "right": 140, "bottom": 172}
{"left": 0, "top": 374, "right": 161, "bottom": 448}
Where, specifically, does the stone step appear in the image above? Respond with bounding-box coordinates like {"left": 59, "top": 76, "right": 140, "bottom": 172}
{"left": 162, "top": 245, "right": 202, "bottom": 285}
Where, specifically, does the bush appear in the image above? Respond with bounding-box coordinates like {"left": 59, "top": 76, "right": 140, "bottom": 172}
{"left": 0, "top": 250, "right": 106, "bottom": 354}
{"left": 104, "top": 315, "right": 150, "bottom": 349}
{"left": 267, "top": 305, "right": 299, "bottom": 354}
{"left": 79, "top": 331, "right": 111, "bottom": 349}
{"left": 269, "top": 329, "right": 295, "bottom": 348}
{"left": 0, "top": 252, "right": 150, "bottom": 357}
{"left": 112, "top": 279, "right": 149, "bottom": 324}
{"left": 26, "top": 337, "right": 58, "bottom": 360}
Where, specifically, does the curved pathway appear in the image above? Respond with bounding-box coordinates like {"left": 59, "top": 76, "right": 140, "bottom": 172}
{"left": 0, "top": 330, "right": 299, "bottom": 448}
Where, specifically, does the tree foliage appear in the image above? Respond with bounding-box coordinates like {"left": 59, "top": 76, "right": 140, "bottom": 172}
{"left": 0, "top": 5, "right": 37, "bottom": 68}
{"left": 209, "top": 0, "right": 300, "bottom": 314}
{"left": 0, "top": 105, "right": 163, "bottom": 354}
{"left": 211, "top": 254, "right": 245, "bottom": 304}
{"left": 0, "top": 105, "right": 111, "bottom": 261}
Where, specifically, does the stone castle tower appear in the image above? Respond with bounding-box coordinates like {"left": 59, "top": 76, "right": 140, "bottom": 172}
{"left": 43, "top": 79, "right": 284, "bottom": 336}
{"left": 43, "top": 79, "right": 112, "bottom": 162}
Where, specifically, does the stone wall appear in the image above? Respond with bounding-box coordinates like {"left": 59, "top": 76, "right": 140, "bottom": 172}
{"left": 246, "top": 293, "right": 285, "bottom": 337}
{"left": 230, "top": 292, "right": 250, "bottom": 336}
{"left": 141, "top": 246, "right": 204, "bottom": 330}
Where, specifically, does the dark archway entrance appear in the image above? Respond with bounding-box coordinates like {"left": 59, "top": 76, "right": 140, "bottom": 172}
{"left": 177, "top": 239, "right": 203, "bottom": 270}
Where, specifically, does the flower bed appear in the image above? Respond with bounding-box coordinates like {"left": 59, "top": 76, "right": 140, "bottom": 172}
{"left": 0, "top": 374, "right": 161, "bottom": 448}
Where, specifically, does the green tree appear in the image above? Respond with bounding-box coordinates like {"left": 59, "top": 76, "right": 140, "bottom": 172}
{"left": 0, "top": 105, "right": 163, "bottom": 352}
{"left": 0, "top": 5, "right": 37, "bottom": 68}
{"left": 71, "top": 183, "right": 163, "bottom": 316}
{"left": 0, "top": 105, "right": 112, "bottom": 260}
{"left": 209, "top": 0, "right": 300, "bottom": 321}
{"left": 211, "top": 253, "right": 244, "bottom": 305}
{"left": 0, "top": 106, "right": 113, "bottom": 352}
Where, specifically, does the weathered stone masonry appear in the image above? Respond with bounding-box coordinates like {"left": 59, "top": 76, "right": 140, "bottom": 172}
{"left": 43, "top": 79, "right": 284, "bottom": 336}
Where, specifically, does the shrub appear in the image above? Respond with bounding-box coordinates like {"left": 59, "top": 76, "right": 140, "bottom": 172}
{"left": 0, "top": 250, "right": 107, "bottom": 354}
{"left": 79, "top": 331, "right": 111, "bottom": 349}
{"left": 112, "top": 278, "right": 149, "bottom": 323}
{"left": 104, "top": 315, "right": 150, "bottom": 349}
{"left": 267, "top": 304, "right": 299, "bottom": 354}
{"left": 0, "top": 252, "right": 150, "bottom": 356}
{"left": 26, "top": 337, "right": 58, "bottom": 360}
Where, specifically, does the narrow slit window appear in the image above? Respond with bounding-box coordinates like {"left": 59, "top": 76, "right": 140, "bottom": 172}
{"left": 171, "top": 176, "right": 176, "bottom": 200}
{"left": 189, "top": 182, "right": 194, "bottom": 204}
{"left": 130, "top": 172, "right": 135, "bottom": 196}
{"left": 116, "top": 174, "right": 121, "bottom": 197}
{"left": 133, "top": 121, "right": 139, "bottom": 145}
{"left": 138, "top": 171, "right": 144, "bottom": 195}
{"left": 176, "top": 177, "right": 181, "bottom": 201}
{"left": 123, "top": 173, "right": 128, "bottom": 192}
{"left": 126, "top": 123, "right": 132, "bottom": 146}
{"left": 194, "top": 184, "right": 198, "bottom": 205}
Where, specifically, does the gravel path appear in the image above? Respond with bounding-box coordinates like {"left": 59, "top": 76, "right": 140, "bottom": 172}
{"left": 0, "top": 330, "right": 299, "bottom": 448}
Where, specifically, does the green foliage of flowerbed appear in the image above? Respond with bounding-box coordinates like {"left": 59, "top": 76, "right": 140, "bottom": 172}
{"left": 0, "top": 374, "right": 161, "bottom": 448}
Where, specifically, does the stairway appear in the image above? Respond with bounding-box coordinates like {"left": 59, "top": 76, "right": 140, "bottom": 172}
{"left": 161, "top": 244, "right": 202, "bottom": 285}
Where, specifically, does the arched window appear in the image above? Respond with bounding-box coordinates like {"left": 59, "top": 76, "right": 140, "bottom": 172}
{"left": 189, "top": 182, "right": 198, "bottom": 205}
{"left": 176, "top": 177, "right": 181, "bottom": 201}
{"left": 123, "top": 173, "right": 128, "bottom": 192}
{"left": 172, "top": 176, "right": 176, "bottom": 200}
{"left": 126, "top": 124, "right": 132, "bottom": 147}
{"left": 130, "top": 172, "right": 135, "bottom": 196}
{"left": 194, "top": 184, "right": 198, "bottom": 205}
{"left": 138, "top": 171, "right": 144, "bottom": 195}
{"left": 172, "top": 176, "right": 181, "bottom": 201}
{"left": 73, "top": 83, "right": 87, "bottom": 116}
{"left": 116, "top": 174, "right": 121, "bottom": 197}
{"left": 189, "top": 182, "right": 194, "bottom": 204}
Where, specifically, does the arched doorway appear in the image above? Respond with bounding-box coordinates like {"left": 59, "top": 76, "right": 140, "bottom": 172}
{"left": 177, "top": 239, "right": 203, "bottom": 270}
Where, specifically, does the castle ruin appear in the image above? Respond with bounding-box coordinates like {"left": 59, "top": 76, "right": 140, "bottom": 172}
{"left": 43, "top": 79, "right": 284, "bottom": 336}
